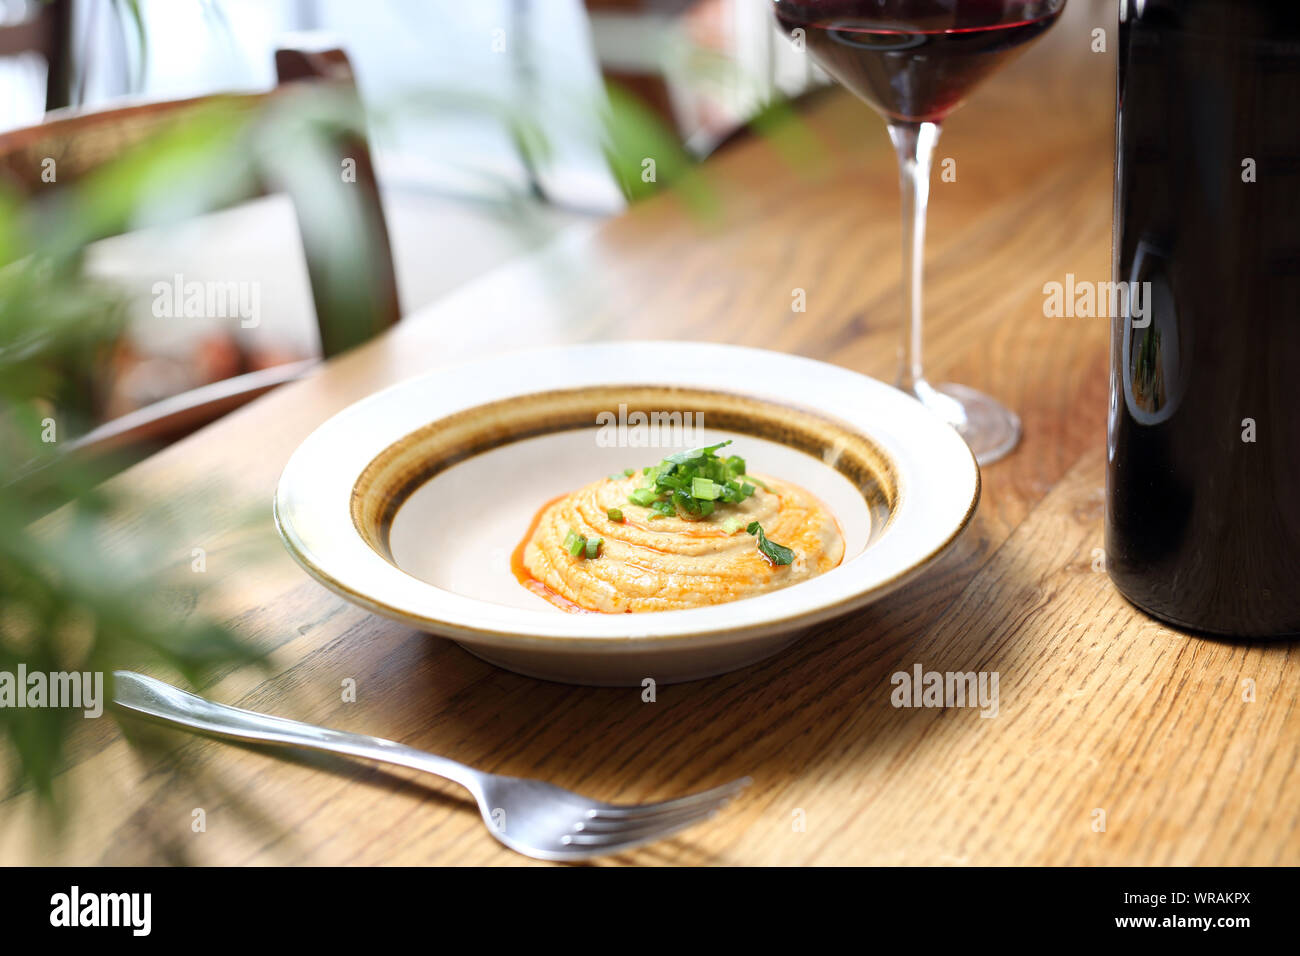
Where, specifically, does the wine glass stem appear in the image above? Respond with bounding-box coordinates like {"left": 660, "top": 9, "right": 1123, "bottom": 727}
{"left": 887, "top": 121, "right": 942, "bottom": 394}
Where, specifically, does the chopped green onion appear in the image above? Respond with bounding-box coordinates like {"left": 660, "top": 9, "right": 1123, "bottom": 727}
{"left": 720, "top": 516, "right": 744, "bottom": 535}
{"left": 607, "top": 508, "right": 624, "bottom": 522}
{"left": 655, "top": 471, "right": 685, "bottom": 491}
{"left": 564, "top": 528, "right": 586, "bottom": 557}
{"left": 664, "top": 440, "right": 731, "bottom": 466}
{"left": 622, "top": 440, "right": 771, "bottom": 524}
{"left": 628, "top": 487, "right": 657, "bottom": 508}
{"left": 623, "top": 468, "right": 635, "bottom": 477}
{"left": 585, "top": 537, "right": 603, "bottom": 559}
{"left": 691, "top": 477, "right": 722, "bottom": 500}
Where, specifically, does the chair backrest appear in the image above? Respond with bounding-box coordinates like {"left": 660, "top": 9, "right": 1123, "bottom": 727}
{"left": 0, "top": 42, "right": 400, "bottom": 358}
{"left": 0, "top": 0, "right": 72, "bottom": 109}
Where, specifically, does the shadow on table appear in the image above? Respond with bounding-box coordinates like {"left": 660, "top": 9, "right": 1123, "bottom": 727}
{"left": 107, "top": 519, "right": 1022, "bottom": 864}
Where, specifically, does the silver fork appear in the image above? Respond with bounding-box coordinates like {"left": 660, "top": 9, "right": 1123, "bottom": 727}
{"left": 112, "top": 671, "right": 749, "bottom": 862}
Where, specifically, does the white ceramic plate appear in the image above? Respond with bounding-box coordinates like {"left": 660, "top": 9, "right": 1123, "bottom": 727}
{"left": 274, "top": 342, "right": 980, "bottom": 684}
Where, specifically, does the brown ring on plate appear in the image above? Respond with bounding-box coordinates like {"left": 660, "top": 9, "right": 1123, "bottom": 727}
{"left": 350, "top": 385, "right": 898, "bottom": 565}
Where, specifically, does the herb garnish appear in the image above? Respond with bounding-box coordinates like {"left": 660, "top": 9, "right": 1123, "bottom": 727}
{"left": 747, "top": 521, "right": 795, "bottom": 566}
{"left": 623, "top": 440, "right": 756, "bottom": 520}
{"left": 619, "top": 440, "right": 796, "bottom": 563}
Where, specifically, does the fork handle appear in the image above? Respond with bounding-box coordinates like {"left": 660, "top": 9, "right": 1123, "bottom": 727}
{"left": 112, "top": 671, "right": 483, "bottom": 794}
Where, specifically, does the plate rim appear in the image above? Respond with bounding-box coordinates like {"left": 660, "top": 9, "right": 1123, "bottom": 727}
{"left": 273, "top": 341, "right": 980, "bottom": 651}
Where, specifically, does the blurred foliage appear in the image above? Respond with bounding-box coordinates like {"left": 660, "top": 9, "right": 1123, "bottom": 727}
{"left": 599, "top": 81, "right": 718, "bottom": 214}
{"left": 0, "top": 89, "right": 366, "bottom": 824}
{"left": 2, "top": 3, "right": 821, "bottom": 834}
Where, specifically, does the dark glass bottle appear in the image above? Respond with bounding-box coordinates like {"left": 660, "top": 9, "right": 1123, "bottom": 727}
{"left": 1107, "top": 0, "right": 1300, "bottom": 635}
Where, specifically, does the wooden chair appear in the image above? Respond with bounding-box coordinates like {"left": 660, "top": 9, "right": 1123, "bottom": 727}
{"left": 581, "top": 0, "right": 757, "bottom": 156}
{"left": 0, "top": 0, "right": 73, "bottom": 109}
{"left": 582, "top": 0, "right": 702, "bottom": 139}
{"left": 0, "top": 42, "right": 400, "bottom": 478}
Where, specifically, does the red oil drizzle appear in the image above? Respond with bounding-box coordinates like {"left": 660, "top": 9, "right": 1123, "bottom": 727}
{"left": 511, "top": 495, "right": 596, "bottom": 614}
{"left": 511, "top": 480, "right": 844, "bottom": 612}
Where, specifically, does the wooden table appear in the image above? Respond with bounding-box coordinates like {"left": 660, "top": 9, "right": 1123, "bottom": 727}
{"left": 7, "top": 1, "right": 1298, "bottom": 866}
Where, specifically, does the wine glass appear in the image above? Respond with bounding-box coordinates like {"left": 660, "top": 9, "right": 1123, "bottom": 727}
{"left": 772, "top": 0, "right": 1066, "bottom": 464}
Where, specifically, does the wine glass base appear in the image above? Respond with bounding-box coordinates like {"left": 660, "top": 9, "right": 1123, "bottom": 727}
{"left": 912, "top": 381, "right": 1021, "bottom": 465}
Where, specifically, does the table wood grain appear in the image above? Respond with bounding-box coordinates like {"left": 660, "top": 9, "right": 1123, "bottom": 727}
{"left": 5, "top": 1, "right": 1297, "bottom": 866}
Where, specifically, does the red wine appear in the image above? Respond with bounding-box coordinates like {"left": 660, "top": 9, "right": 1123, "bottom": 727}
{"left": 773, "top": 0, "right": 1065, "bottom": 122}
{"left": 1108, "top": 0, "right": 1300, "bottom": 635}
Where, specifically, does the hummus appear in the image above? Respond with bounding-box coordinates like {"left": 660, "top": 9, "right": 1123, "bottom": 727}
{"left": 515, "top": 472, "right": 844, "bottom": 614}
